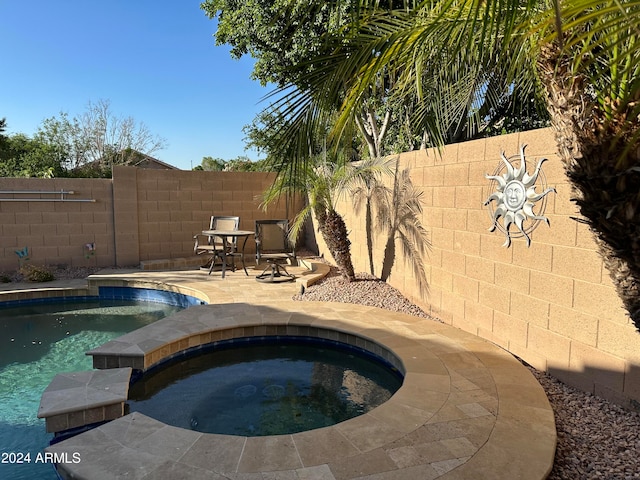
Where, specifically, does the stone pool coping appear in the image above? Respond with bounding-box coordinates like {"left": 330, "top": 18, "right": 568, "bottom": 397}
{"left": 45, "top": 299, "right": 556, "bottom": 480}
{"left": 0, "top": 259, "right": 330, "bottom": 306}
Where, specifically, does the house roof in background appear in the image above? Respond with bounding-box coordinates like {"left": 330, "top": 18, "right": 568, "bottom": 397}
{"left": 131, "top": 153, "right": 180, "bottom": 170}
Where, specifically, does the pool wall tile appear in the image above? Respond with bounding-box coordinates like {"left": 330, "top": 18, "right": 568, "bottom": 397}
{"left": 323, "top": 329, "right": 339, "bottom": 341}
{"left": 105, "top": 356, "right": 120, "bottom": 369}
{"left": 231, "top": 327, "right": 245, "bottom": 338}
{"left": 92, "top": 356, "right": 107, "bottom": 369}
{"left": 84, "top": 407, "right": 108, "bottom": 425}
{"left": 0, "top": 285, "right": 203, "bottom": 310}
{"left": 120, "top": 356, "right": 144, "bottom": 370}
{"left": 98, "top": 286, "right": 204, "bottom": 308}
{"left": 241, "top": 326, "right": 254, "bottom": 337}
{"left": 45, "top": 414, "right": 69, "bottom": 433}
{"left": 168, "top": 342, "right": 180, "bottom": 356}
{"left": 69, "top": 409, "right": 87, "bottom": 426}
{"left": 265, "top": 325, "right": 279, "bottom": 335}
{"left": 253, "top": 325, "right": 267, "bottom": 336}
{"left": 201, "top": 332, "right": 215, "bottom": 343}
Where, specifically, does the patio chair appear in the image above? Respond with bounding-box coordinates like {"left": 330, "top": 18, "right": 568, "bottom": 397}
{"left": 255, "top": 219, "right": 296, "bottom": 282}
{"left": 194, "top": 215, "right": 240, "bottom": 274}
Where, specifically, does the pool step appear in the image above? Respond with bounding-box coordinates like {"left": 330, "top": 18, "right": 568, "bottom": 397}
{"left": 37, "top": 368, "right": 132, "bottom": 434}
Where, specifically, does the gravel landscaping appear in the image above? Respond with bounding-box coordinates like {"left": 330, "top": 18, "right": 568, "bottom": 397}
{"left": 0, "top": 265, "right": 104, "bottom": 284}
{"left": 294, "top": 266, "right": 640, "bottom": 480}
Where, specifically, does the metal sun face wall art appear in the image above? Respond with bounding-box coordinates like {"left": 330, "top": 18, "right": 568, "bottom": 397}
{"left": 484, "top": 145, "right": 556, "bottom": 248}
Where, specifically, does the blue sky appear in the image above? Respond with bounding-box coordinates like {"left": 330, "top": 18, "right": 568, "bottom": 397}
{"left": 0, "top": 1, "right": 270, "bottom": 170}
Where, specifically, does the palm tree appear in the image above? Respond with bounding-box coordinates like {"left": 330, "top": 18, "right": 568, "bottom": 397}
{"left": 533, "top": 3, "right": 640, "bottom": 328}
{"left": 262, "top": 155, "right": 390, "bottom": 282}
{"left": 267, "top": 0, "right": 640, "bottom": 330}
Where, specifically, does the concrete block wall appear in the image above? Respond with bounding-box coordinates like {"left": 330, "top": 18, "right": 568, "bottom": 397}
{"left": 316, "top": 128, "right": 640, "bottom": 409}
{"left": 0, "top": 177, "right": 115, "bottom": 270}
{"left": 0, "top": 168, "right": 299, "bottom": 271}
{"left": 116, "top": 167, "right": 298, "bottom": 264}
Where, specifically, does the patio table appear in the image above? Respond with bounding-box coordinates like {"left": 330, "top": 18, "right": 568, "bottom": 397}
{"left": 201, "top": 229, "right": 252, "bottom": 278}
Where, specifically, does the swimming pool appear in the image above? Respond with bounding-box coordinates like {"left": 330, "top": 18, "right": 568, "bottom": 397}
{"left": 0, "top": 296, "right": 186, "bottom": 480}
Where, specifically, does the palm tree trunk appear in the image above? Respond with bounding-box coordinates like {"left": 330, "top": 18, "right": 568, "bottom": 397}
{"left": 538, "top": 42, "right": 640, "bottom": 330}
{"left": 317, "top": 209, "right": 356, "bottom": 282}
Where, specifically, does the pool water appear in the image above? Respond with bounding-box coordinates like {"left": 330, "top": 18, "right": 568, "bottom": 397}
{"left": 128, "top": 338, "right": 403, "bottom": 436}
{"left": 0, "top": 300, "right": 182, "bottom": 480}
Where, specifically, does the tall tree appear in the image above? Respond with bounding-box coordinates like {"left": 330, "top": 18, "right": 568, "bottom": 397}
{"left": 199, "top": 156, "right": 226, "bottom": 171}
{"left": 0, "top": 133, "right": 66, "bottom": 178}
{"left": 201, "top": 0, "right": 352, "bottom": 88}
{"left": 534, "top": 2, "right": 640, "bottom": 328}
{"left": 202, "top": 0, "right": 423, "bottom": 160}
{"left": 268, "top": 0, "right": 640, "bottom": 329}
{"left": 0, "top": 117, "right": 8, "bottom": 159}
{"left": 36, "top": 99, "right": 166, "bottom": 176}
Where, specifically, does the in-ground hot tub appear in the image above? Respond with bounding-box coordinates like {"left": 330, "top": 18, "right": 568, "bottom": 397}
{"left": 127, "top": 335, "right": 404, "bottom": 436}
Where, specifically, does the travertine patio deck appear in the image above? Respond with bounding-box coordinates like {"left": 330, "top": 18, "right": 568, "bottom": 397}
{"left": 2, "top": 264, "right": 556, "bottom": 479}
